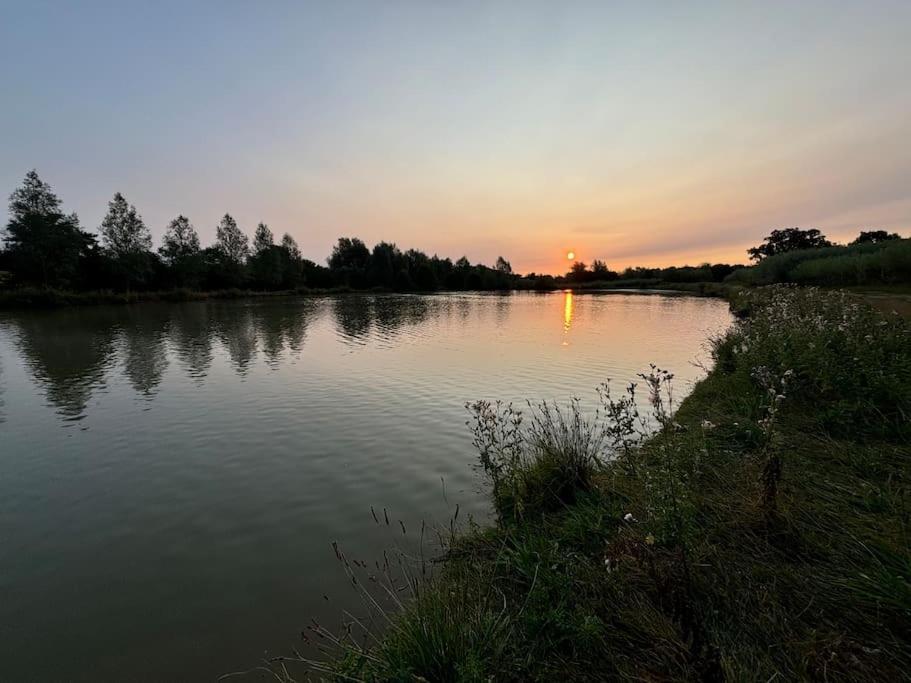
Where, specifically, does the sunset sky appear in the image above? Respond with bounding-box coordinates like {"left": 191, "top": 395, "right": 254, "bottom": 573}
{"left": 2, "top": 1, "right": 909, "bottom": 274}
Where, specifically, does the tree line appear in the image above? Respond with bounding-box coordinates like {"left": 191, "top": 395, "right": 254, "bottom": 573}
{"left": 1, "top": 171, "right": 905, "bottom": 296}
{"left": 0, "top": 171, "right": 517, "bottom": 293}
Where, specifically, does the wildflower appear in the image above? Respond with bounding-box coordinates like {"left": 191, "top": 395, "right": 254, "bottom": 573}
{"left": 623, "top": 513, "right": 636, "bottom": 523}
{"left": 644, "top": 534, "right": 655, "bottom": 546}
{"left": 700, "top": 419, "right": 716, "bottom": 430}
{"left": 604, "top": 558, "right": 614, "bottom": 573}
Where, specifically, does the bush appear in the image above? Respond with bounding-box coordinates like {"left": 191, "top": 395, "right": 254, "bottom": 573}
{"left": 726, "top": 239, "right": 911, "bottom": 287}
{"left": 467, "top": 398, "right": 608, "bottom": 522}
{"left": 714, "top": 285, "right": 911, "bottom": 437}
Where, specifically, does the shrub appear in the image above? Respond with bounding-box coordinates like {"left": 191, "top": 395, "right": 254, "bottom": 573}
{"left": 714, "top": 285, "right": 911, "bottom": 437}
{"left": 467, "top": 398, "right": 608, "bottom": 521}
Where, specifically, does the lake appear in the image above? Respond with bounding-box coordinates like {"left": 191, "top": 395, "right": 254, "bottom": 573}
{"left": 0, "top": 291, "right": 732, "bottom": 681}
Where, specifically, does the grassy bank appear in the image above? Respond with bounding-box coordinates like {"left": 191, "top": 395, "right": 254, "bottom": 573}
{"left": 267, "top": 285, "right": 911, "bottom": 682}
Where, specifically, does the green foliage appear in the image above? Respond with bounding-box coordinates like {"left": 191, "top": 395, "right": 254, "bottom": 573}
{"left": 3, "top": 170, "right": 97, "bottom": 288}
{"left": 467, "top": 397, "right": 607, "bottom": 522}
{"left": 727, "top": 238, "right": 911, "bottom": 287}
{"left": 747, "top": 227, "right": 832, "bottom": 262}
{"left": 100, "top": 192, "right": 152, "bottom": 257}
{"left": 718, "top": 285, "right": 911, "bottom": 437}
{"left": 214, "top": 214, "right": 249, "bottom": 266}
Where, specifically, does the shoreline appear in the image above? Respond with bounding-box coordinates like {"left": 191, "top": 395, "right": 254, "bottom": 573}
{"left": 0, "top": 281, "right": 738, "bottom": 311}
{"left": 289, "top": 285, "right": 910, "bottom": 681}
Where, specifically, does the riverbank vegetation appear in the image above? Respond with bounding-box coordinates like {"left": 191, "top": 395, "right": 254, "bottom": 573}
{"left": 4, "top": 172, "right": 907, "bottom": 309}
{"left": 268, "top": 286, "right": 910, "bottom": 681}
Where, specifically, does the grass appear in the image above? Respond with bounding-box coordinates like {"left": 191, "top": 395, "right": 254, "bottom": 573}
{"left": 239, "top": 286, "right": 910, "bottom": 682}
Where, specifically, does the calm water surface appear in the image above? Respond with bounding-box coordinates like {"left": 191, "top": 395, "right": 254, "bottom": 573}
{"left": 0, "top": 292, "right": 731, "bottom": 681}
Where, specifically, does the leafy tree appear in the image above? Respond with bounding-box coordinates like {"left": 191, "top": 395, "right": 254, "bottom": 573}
{"left": 851, "top": 229, "right": 901, "bottom": 245}
{"left": 253, "top": 222, "right": 274, "bottom": 254}
{"left": 568, "top": 261, "right": 588, "bottom": 282}
{"left": 281, "top": 233, "right": 301, "bottom": 261}
{"left": 748, "top": 228, "right": 832, "bottom": 262}
{"left": 455, "top": 256, "right": 471, "bottom": 270}
{"left": 215, "top": 214, "right": 249, "bottom": 265}
{"left": 99, "top": 192, "right": 155, "bottom": 289}
{"left": 368, "top": 241, "right": 401, "bottom": 288}
{"left": 328, "top": 237, "right": 370, "bottom": 270}
{"left": 495, "top": 256, "right": 512, "bottom": 274}
{"left": 3, "top": 170, "right": 96, "bottom": 287}
{"left": 159, "top": 215, "right": 200, "bottom": 263}
{"left": 160, "top": 215, "right": 202, "bottom": 288}
{"left": 591, "top": 259, "right": 618, "bottom": 280}
{"left": 100, "top": 192, "right": 152, "bottom": 256}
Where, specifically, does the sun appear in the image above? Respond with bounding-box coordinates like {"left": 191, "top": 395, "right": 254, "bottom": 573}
{"left": 566, "top": 251, "right": 575, "bottom": 260}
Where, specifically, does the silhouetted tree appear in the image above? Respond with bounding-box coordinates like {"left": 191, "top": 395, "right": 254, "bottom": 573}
{"left": 281, "top": 233, "right": 301, "bottom": 261}
{"left": 100, "top": 192, "right": 155, "bottom": 289}
{"left": 328, "top": 237, "right": 370, "bottom": 270}
{"left": 280, "top": 233, "right": 304, "bottom": 288}
{"left": 748, "top": 228, "right": 832, "bottom": 262}
{"left": 495, "top": 256, "right": 512, "bottom": 274}
{"left": 209, "top": 214, "right": 249, "bottom": 288}
{"left": 328, "top": 237, "right": 369, "bottom": 287}
{"left": 3, "top": 171, "right": 96, "bottom": 288}
{"left": 100, "top": 193, "right": 152, "bottom": 256}
{"left": 159, "top": 215, "right": 202, "bottom": 288}
{"left": 367, "top": 241, "right": 401, "bottom": 288}
{"left": 591, "top": 259, "right": 618, "bottom": 280}
{"left": 250, "top": 223, "right": 283, "bottom": 289}
{"left": 568, "top": 261, "right": 588, "bottom": 282}
{"left": 851, "top": 230, "right": 901, "bottom": 245}
{"left": 253, "top": 222, "right": 274, "bottom": 254}
{"left": 160, "top": 215, "right": 200, "bottom": 262}
{"left": 216, "top": 214, "right": 249, "bottom": 264}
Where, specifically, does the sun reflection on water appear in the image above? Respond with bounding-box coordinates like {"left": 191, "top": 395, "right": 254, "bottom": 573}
{"left": 562, "top": 290, "right": 574, "bottom": 345}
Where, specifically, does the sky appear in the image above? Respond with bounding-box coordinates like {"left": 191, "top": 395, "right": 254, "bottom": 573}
{"left": 2, "top": 1, "right": 909, "bottom": 274}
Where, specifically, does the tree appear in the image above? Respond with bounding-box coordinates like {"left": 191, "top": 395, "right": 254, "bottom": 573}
{"left": 568, "top": 261, "right": 589, "bottom": 282}
{"left": 100, "top": 192, "right": 152, "bottom": 256}
{"left": 748, "top": 228, "right": 832, "bottom": 262}
{"left": 851, "top": 230, "right": 901, "bottom": 245}
{"left": 99, "top": 192, "right": 156, "bottom": 289}
{"left": 368, "top": 241, "right": 401, "bottom": 288}
{"left": 215, "top": 214, "right": 249, "bottom": 265}
{"left": 253, "top": 222, "right": 274, "bottom": 254}
{"left": 160, "top": 215, "right": 202, "bottom": 288}
{"left": 495, "top": 256, "right": 512, "bottom": 274}
{"left": 159, "top": 215, "right": 200, "bottom": 263}
{"left": 591, "top": 259, "right": 618, "bottom": 280}
{"left": 279, "top": 233, "right": 304, "bottom": 289}
{"left": 281, "top": 233, "right": 301, "bottom": 261}
{"left": 328, "top": 237, "right": 370, "bottom": 270}
{"left": 3, "top": 170, "right": 96, "bottom": 288}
